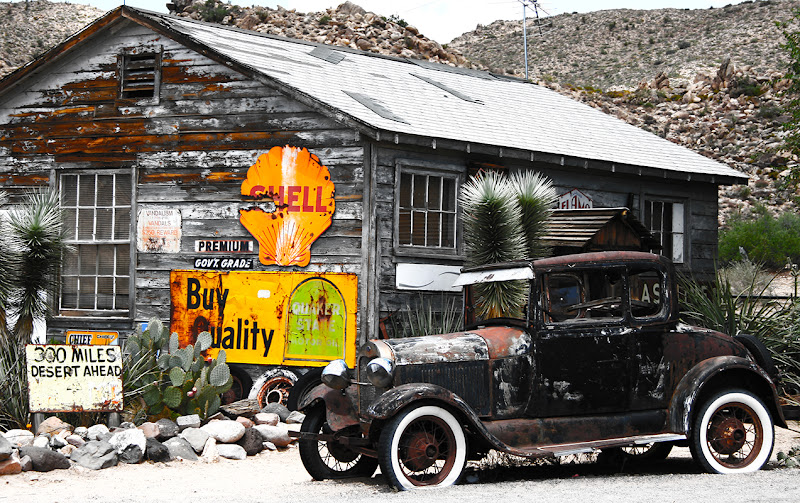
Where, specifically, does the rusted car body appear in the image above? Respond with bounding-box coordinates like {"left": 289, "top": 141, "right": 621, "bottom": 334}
{"left": 294, "top": 251, "right": 786, "bottom": 490}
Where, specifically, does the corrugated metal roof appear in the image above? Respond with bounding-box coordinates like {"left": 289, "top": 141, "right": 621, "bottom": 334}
{"left": 43, "top": 8, "right": 752, "bottom": 183}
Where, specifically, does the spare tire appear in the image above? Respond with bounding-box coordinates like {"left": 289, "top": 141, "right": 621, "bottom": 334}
{"left": 287, "top": 368, "right": 324, "bottom": 411}
{"left": 735, "top": 333, "right": 778, "bottom": 378}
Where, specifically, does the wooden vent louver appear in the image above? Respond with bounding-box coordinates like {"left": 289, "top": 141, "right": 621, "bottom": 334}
{"left": 120, "top": 53, "right": 159, "bottom": 99}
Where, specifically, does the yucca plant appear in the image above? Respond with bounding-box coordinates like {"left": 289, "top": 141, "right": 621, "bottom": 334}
{"left": 459, "top": 170, "right": 555, "bottom": 319}
{"left": 679, "top": 264, "right": 784, "bottom": 341}
{"left": 510, "top": 171, "right": 556, "bottom": 260}
{"left": 460, "top": 171, "right": 528, "bottom": 319}
{"left": 0, "top": 189, "right": 68, "bottom": 431}
{"left": 679, "top": 262, "right": 800, "bottom": 406}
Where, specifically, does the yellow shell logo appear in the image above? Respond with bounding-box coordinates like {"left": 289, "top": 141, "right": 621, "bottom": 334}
{"left": 239, "top": 146, "right": 335, "bottom": 267}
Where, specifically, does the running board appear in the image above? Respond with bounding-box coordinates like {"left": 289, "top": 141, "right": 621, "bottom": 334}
{"left": 521, "top": 433, "right": 687, "bottom": 457}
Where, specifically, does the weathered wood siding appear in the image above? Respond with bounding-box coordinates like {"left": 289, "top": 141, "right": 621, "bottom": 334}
{"left": 0, "top": 21, "right": 365, "bottom": 336}
{"left": 371, "top": 144, "right": 720, "bottom": 328}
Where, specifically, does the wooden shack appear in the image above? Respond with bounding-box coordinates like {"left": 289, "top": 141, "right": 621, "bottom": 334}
{"left": 0, "top": 7, "right": 746, "bottom": 348}
{"left": 543, "top": 208, "right": 661, "bottom": 256}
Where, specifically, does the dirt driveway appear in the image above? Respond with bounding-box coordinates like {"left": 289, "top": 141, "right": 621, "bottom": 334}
{"left": 4, "top": 422, "right": 800, "bottom": 503}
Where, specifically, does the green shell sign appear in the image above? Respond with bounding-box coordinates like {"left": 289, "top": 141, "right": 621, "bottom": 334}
{"left": 284, "top": 278, "right": 347, "bottom": 361}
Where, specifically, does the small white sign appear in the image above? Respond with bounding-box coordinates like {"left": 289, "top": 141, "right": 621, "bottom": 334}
{"left": 137, "top": 208, "right": 181, "bottom": 253}
{"left": 396, "top": 263, "right": 462, "bottom": 292}
{"left": 558, "top": 189, "right": 593, "bottom": 209}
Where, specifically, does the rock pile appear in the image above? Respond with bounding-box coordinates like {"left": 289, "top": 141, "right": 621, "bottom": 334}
{"left": 167, "top": 0, "right": 476, "bottom": 69}
{"left": 0, "top": 402, "right": 304, "bottom": 475}
{"left": 545, "top": 59, "right": 799, "bottom": 225}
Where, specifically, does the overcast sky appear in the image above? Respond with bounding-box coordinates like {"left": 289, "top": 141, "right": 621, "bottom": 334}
{"left": 53, "top": 0, "right": 750, "bottom": 43}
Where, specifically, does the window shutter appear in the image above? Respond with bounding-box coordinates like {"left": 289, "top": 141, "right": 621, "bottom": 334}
{"left": 120, "top": 53, "right": 160, "bottom": 99}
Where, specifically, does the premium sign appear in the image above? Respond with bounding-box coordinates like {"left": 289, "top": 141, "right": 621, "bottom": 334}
{"left": 194, "top": 239, "right": 254, "bottom": 253}
{"left": 26, "top": 345, "right": 123, "bottom": 412}
{"left": 238, "top": 146, "right": 335, "bottom": 267}
{"left": 170, "top": 270, "right": 357, "bottom": 367}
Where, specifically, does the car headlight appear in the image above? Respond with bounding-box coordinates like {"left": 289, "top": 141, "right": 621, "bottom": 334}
{"left": 321, "top": 359, "right": 351, "bottom": 390}
{"left": 366, "top": 357, "right": 395, "bottom": 388}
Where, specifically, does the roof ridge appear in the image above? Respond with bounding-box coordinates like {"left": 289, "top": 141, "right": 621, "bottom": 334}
{"left": 126, "top": 6, "right": 508, "bottom": 82}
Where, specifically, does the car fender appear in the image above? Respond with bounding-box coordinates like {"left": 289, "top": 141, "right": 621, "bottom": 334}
{"left": 668, "top": 355, "right": 786, "bottom": 435}
{"left": 366, "top": 382, "right": 528, "bottom": 454}
{"left": 297, "top": 383, "right": 360, "bottom": 431}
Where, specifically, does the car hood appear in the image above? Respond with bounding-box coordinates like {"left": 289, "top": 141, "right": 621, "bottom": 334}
{"left": 368, "top": 326, "right": 531, "bottom": 366}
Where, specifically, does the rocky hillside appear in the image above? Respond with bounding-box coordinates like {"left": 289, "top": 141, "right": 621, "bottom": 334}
{"left": 450, "top": 0, "right": 791, "bottom": 90}
{"left": 0, "top": 1, "right": 103, "bottom": 74}
{"left": 0, "top": 0, "right": 798, "bottom": 225}
{"left": 166, "top": 0, "right": 476, "bottom": 69}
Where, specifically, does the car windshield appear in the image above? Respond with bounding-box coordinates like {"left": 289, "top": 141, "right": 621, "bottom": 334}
{"left": 541, "top": 268, "right": 625, "bottom": 324}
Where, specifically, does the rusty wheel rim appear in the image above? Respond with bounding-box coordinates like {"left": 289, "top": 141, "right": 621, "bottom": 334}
{"left": 397, "top": 415, "right": 456, "bottom": 486}
{"left": 257, "top": 376, "right": 294, "bottom": 408}
{"left": 705, "top": 401, "right": 764, "bottom": 468}
{"left": 318, "top": 424, "right": 361, "bottom": 471}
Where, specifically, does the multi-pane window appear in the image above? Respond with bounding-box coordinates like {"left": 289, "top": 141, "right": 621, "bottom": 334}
{"left": 644, "top": 200, "right": 685, "bottom": 264}
{"left": 397, "top": 171, "right": 458, "bottom": 251}
{"left": 60, "top": 173, "right": 132, "bottom": 314}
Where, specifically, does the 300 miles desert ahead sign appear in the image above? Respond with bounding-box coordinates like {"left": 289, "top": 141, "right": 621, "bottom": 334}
{"left": 26, "top": 344, "right": 123, "bottom": 412}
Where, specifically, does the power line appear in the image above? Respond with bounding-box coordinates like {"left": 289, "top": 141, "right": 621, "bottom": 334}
{"left": 517, "top": 0, "right": 551, "bottom": 79}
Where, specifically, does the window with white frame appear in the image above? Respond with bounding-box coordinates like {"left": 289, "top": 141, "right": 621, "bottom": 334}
{"left": 59, "top": 172, "right": 132, "bottom": 315}
{"left": 644, "top": 200, "right": 685, "bottom": 264}
{"left": 396, "top": 168, "right": 459, "bottom": 254}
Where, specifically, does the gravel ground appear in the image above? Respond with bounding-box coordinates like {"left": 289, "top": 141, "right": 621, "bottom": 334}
{"left": 3, "top": 421, "right": 799, "bottom": 503}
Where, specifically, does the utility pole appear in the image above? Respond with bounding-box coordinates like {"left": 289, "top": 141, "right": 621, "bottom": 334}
{"left": 519, "top": 0, "right": 531, "bottom": 79}
{"left": 518, "top": 0, "right": 549, "bottom": 80}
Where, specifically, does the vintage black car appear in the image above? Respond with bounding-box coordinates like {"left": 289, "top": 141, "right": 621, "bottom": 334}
{"left": 294, "top": 252, "right": 786, "bottom": 490}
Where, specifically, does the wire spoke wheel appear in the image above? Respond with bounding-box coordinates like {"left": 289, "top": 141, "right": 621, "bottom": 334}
{"left": 299, "top": 406, "right": 378, "bottom": 480}
{"left": 691, "top": 389, "right": 774, "bottom": 474}
{"left": 397, "top": 415, "right": 456, "bottom": 484}
{"left": 704, "top": 401, "right": 763, "bottom": 468}
{"left": 379, "top": 404, "right": 467, "bottom": 490}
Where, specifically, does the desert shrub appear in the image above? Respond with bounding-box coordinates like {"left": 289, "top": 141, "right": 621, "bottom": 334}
{"left": 730, "top": 75, "right": 764, "bottom": 97}
{"left": 198, "top": 0, "right": 230, "bottom": 23}
{"left": 718, "top": 259, "right": 777, "bottom": 295}
{"left": 719, "top": 212, "right": 800, "bottom": 269}
{"left": 680, "top": 266, "right": 800, "bottom": 405}
{"left": 385, "top": 294, "right": 462, "bottom": 339}
{"left": 388, "top": 14, "right": 407, "bottom": 28}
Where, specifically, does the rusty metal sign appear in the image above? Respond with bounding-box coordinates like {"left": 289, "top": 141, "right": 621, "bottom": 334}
{"left": 238, "top": 146, "right": 335, "bottom": 267}
{"left": 65, "top": 330, "right": 119, "bottom": 346}
{"left": 26, "top": 345, "right": 123, "bottom": 412}
{"left": 137, "top": 207, "right": 182, "bottom": 253}
{"left": 170, "top": 270, "right": 357, "bottom": 367}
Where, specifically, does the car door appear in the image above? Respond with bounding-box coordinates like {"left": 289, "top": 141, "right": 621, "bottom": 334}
{"left": 628, "top": 264, "right": 673, "bottom": 411}
{"left": 528, "top": 266, "right": 632, "bottom": 417}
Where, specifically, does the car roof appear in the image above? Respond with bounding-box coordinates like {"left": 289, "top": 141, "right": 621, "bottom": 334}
{"left": 455, "top": 252, "right": 669, "bottom": 286}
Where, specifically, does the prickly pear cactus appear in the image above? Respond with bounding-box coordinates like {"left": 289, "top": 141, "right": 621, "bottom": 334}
{"left": 123, "top": 316, "right": 232, "bottom": 420}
